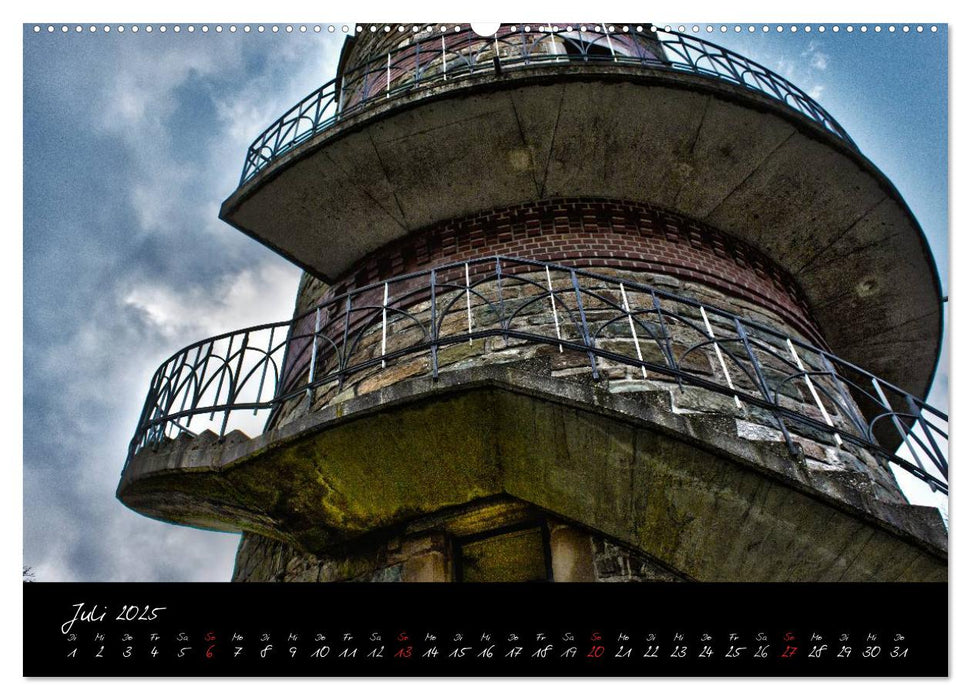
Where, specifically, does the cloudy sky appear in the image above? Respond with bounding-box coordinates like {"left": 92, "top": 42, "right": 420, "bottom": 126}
{"left": 22, "top": 22, "right": 948, "bottom": 582}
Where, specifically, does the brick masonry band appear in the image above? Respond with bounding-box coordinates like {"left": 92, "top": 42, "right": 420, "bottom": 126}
{"left": 308, "top": 199, "right": 822, "bottom": 346}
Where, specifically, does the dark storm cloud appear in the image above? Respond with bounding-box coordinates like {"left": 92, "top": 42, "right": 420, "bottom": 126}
{"left": 23, "top": 27, "right": 343, "bottom": 581}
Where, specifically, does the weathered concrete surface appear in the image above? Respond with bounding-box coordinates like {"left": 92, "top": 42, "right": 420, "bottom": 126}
{"left": 220, "top": 66, "right": 942, "bottom": 401}
{"left": 231, "top": 509, "right": 687, "bottom": 583}
{"left": 118, "top": 362, "right": 946, "bottom": 582}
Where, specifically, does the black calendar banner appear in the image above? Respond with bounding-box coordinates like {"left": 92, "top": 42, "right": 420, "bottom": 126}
{"left": 24, "top": 582, "right": 946, "bottom": 677}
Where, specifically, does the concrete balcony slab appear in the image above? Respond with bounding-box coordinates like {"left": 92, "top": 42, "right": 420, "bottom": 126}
{"left": 118, "top": 363, "right": 946, "bottom": 583}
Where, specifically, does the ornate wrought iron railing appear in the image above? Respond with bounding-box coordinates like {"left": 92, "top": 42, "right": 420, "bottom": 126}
{"left": 127, "top": 257, "right": 946, "bottom": 495}
{"left": 238, "top": 24, "right": 855, "bottom": 185}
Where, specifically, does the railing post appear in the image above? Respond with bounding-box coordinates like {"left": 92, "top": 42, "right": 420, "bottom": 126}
{"left": 545, "top": 265, "right": 562, "bottom": 352}
{"left": 210, "top": 335, "right": 233, "bottom": 421}
{"left": 179, "top": 343, "right": 205, "bottom": 426}
{"left": 601, "top": 23, "right": 618, "bottom": 62}
{"left": 819, "top": 352, "right": 868, "bottom": 438}
{"left": 254, "top": 326, "right": 275, "bottom": 415}
{"left": 414, "top": 42, "right": 420, "bottom": 86}
{"left": 381, "top": 282, "right": 389, "bottom": 368}
{"left": 386, "top": 53, "right": 391, "bottom": 97}
{"left": 620, "top": 282, "right": 646, "bottom": 378}
{"left": 153, "top": 360, "right": 177, "bottom": 439}
{"left": 441, "top": 34, "right": 448, "bottom": 80}
{"left": 193, "top": 341, "right": 216, "bottom": 422}
{"left": 430, "top": 269, "right": 439, "bottom": 379}
{"left": 571, "top": 269, "right": 599, "bottom": 379}
{"left": 338, "top": 296, "right": 352, "bottom": 390}
{"left": 221, "top": 331, "right": 250, "bottom": 439}
{"left": 274, "top": 316, "right": 298, "bottom": 403}
{"left": 734, "top": 319, "right": 797, "bottom": 456}
{"left": 132, "top": 383, "right": 157, "bottom": 456}
{"left": 714, "top": 43, "right": 744, "bottom": 85}
{"left": 495, "top": 256, "right": 507, "bottom": 341}
{"left": 307, "top": 308, "right": 321, "bottom": 404}
{"left": 465, "top": 263, "right": 473, "bottom": 344}
{"left": 651, "top": 290, "right": 681, "bottom": 390}
{"left": 785, "top": 338, "right": 842, "bottom": 446}
{"left": 905, "top": 395, "right": 948, "bottom": 483}
{"left": 699, "top": 306, "right": 741, "bottom": 409}
{"left": 871, "top": 378, "right": 928, "bottom": 480}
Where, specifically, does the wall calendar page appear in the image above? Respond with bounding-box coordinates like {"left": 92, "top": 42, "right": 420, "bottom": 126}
{"left": 22, "top": 16, "right": 950, "bottom": 681}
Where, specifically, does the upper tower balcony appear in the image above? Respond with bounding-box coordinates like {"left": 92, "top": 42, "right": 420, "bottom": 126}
{"left": 218, "top": 23, "right": 942, "bottom": 408}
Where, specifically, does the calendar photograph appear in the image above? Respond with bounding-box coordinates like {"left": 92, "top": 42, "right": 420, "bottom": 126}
{"left": 22, "top": 15, "right": 949, "bottom": 677}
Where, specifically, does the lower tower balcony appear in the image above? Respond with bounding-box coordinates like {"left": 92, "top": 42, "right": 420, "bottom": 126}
{"left": 117, "top": 257, "right": 947, "bottom": 582}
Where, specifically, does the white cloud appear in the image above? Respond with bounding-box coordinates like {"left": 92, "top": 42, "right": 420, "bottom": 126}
{"left": 99, "top": 42, "right": 231, "bottom": 133}
{"left": 123, "top": 260, "right": 299, "bottom": 342}
{"left": 801, "top": 40, "right": 830, "bottom": 72}
{"left": 810, "top": 53, "right": 829, "bottom": 71}
{"left": 773, "top": 57, "right": 796, "bottom": 80}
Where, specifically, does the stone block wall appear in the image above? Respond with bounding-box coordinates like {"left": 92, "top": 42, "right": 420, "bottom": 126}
{"left": 233, "top": 530, "right": 446, "bottom": 582}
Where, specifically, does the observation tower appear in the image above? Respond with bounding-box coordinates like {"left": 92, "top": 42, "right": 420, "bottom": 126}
{"left": 118, "top": 24, "right": 947, "bottom": 583}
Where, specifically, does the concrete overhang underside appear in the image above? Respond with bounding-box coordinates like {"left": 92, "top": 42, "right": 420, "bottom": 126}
{"left": 118, "top": 368, "right": 947, "bottom": 583}
{"left": 220, "top": 67, "right": 943, "bottom": 403}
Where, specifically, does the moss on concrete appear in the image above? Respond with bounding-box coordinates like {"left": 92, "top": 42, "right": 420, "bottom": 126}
{"left": 120, "top": 378, "right": 946, "bottom": 582}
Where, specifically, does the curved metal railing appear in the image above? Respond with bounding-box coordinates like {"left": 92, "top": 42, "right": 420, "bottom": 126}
{"left": 127, "top": 257, "right": 946, "bottom": 495}
{"left": 238, "top": 24, "right": 856, "bottom": 185}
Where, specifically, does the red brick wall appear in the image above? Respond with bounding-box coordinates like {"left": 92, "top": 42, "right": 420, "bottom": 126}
{"left": 317, "top": 198, "right": 824, "bottom": 345}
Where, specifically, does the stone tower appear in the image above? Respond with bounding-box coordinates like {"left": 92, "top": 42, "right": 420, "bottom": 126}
{"left": 119, "top": 24, "right": 948, "bottom": 583}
